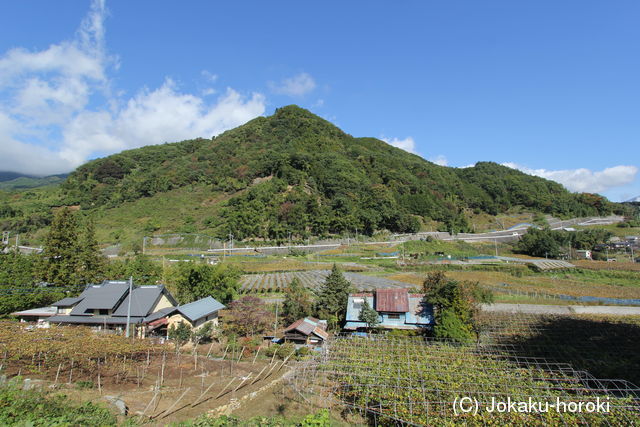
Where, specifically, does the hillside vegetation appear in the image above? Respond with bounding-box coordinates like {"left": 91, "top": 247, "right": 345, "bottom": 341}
{"left": 1, "top": 106, "right": 621, "bottom": 244}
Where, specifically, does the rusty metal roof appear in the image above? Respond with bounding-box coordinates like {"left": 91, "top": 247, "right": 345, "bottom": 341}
{"left": 375, "top": 288, "right": 409, "bottom": 312}
{"left": 284, "top": 317, "right": 328, "bottom": 340}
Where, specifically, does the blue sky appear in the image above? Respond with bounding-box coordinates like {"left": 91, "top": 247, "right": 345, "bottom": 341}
{"left": 0, "top": 1, "right": 638, "bottom": 201}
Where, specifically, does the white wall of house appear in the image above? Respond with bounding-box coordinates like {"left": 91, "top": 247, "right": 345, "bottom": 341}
{"left": 153, "top": 294, "right": 175, "bottom": 312}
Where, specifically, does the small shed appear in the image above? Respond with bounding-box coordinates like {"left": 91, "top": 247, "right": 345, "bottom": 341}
{"left": 283, "top": 317, "right": 328, "bottom": 346}
{"left": 11, "top": 306, "right": 57, "bottom": 323}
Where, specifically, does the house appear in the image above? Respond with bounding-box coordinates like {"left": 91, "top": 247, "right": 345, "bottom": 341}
{"left": 46, "top": 281, "right": 178, "bottom": 337}
{"left": 145, "top": 296, "right": 226, "bottom": 336}
{"left": 283, "top": 317, "right": 329, "bottom": 346}
{"left": 344, "top": 288, "right": 434, "bottom": 331}
{"left": 43, "top": 280, "right": 225, "bottom": 338}
{"left": 575, "top": 250, "right": 592, "bottom": 260}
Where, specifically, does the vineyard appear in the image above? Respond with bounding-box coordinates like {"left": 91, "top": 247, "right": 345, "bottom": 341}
{"left": 239, "top": 270, "right": 409, "bottom": 293}
{"left": 0, "top": 322, "right": 162, "bottom": 386}
{"left": 289, "top": 314, "right": 640, "bottom": 425}
{"left": 0, "top": 322, "right": 294, "bottom": 423}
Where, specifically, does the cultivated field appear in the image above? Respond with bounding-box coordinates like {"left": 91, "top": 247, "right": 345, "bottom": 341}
{"left": 289, "top": 313, "right": 640, "bottom": 425}
{"left": 387, "top": 267, "right": 640, "bottom": 301}
{"left": 240, "top": 270, "right": 410, "bottom": 293}
{"left": 0, "top": 323, "right": 294, "bottom": 424}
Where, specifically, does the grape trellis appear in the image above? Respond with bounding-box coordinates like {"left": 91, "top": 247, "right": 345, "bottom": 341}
{"left": 288, "top": 314, "right": 640, "bottom": 425}
{"left": 240, "top": 270, "right": 408, "bottom": 293}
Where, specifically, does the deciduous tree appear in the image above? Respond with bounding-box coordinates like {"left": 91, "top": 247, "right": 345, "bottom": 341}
{"left": 224, "top": 296, "right": 273, "bottom": 337}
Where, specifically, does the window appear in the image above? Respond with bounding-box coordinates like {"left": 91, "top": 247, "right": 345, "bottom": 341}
{"left": 98, "top": 309, "right": 108, "bottom": 315}
{"left": 353, "top": 298, "right": 364, "bottom": 309}
{"left": 387, "top": 313, "right": 401, "bottom": 320}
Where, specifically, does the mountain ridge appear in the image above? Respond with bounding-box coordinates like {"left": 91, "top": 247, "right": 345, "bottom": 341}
{"left": 1, "top": 106, "right": 622, "bottom": 242}
{"left": 56, "top": 105, "right": 617, "bottom": 239}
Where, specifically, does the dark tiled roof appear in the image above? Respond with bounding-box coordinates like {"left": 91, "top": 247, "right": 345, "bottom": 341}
{"left": 48, "top": 315, "right": 145, "bottom": 325}
{"left": 112, "top": 286, "right": 172, "bottom": 318}
{"left": 375, "top": 288, "right": 409, "bottom": 312}
{"left": 52, "top": 297, "right": 83, "bottom": 307}
{"left": 177, "top": 296, "right": 225, "bottom": 323}
{"left": 70, "top": 281, "right": 130, "bottom": 315}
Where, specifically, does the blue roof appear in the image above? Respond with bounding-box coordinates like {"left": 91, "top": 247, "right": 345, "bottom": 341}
{"left": 345, "top": 293, "right": 433, "bottom": 328}
{"left": 177, "top": 296, "right": 225, "bottom": 322}
{"left": 144, "top": 306, "right": 177, "bottom": 323}
{"left": 346, "top": 295, "right": 374, "bottom": 322}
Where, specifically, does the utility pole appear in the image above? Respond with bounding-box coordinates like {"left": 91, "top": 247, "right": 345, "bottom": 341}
{"left": 125, "top": 276, "right": 133, "bottom": 338}
{"left": 142, "top": 236, "right": 147, "bottom": 255}
{"left": 494, "top": 239, "right": 498, "bottom": 257}
{"left": 15, "top": 234, "right": 19, "bottom": 251}
{"left": 273, "top": 302, "right": 279, "bottom": 337}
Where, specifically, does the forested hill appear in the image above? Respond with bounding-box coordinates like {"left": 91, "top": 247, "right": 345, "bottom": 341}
{"left": 58, "top": 105, "right": 616, "bottom": 239}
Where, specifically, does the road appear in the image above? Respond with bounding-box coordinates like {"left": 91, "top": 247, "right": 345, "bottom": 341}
{"left": 182, "top": 215, "right": 624, "bottom": 256}
{"left": 481, "top": 303, "right": 640, "bottom": 316}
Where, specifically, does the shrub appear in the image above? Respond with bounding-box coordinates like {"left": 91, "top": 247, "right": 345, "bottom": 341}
{"left": 0, "top": 382, "right": 117, "bottom": 425}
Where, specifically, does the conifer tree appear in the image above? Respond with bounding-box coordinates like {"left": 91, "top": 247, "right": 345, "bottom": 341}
{"left": 41, "top": 208, "right": 81, "bottom": 286}
{"left": 78, "top": 218, "right": 106, "bottom": 284}
{"left": 282, "top": 277, "right": 312, "bottom": 324}
{"left": 315, "top": 264, "right": 353, "bottom": 321}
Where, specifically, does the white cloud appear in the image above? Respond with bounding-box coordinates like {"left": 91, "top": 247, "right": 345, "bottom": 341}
{"left": 381, "top": 136, "right": 447, "bottom": 166}
{"left": 382, "top": 136, "right": 417, "bottom": 154}
{"left": 502, "top": 162, "right": 639, "bottom": 194}
{"left": 201, "top": 70, "right": 218, "bottom": 82}
{"left": 429, "top": 155, "right": 448, "bottom": 166}
{"left": 269, "top": 72, "right": 316, "bottom": 96}
{"left": 0, "top": 0, "right": 266, "bottom": 176}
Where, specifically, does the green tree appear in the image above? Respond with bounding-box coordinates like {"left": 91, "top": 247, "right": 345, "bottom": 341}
{"left": 106, "top": 254, "right": 162, "bottom": 284}
{"left": 41, "top": 208, "right": 81, "bottom": 285}
{"left": 168, "top": 321, "right": 192, "bottom": 349}
{"left": 422, "top": 271, "right": 490, "bottom": 342}
{"left": 171, "top": 263, "right": 240, "bottom": 304}
{"left": 282, "top": 277, "right": 312, "bottom": 324}
{"left": 315, "top": 264, "right": 353, "bottom": 322}
{"left": 357, "top": 299, "right": 380, "bottom": 331}
{"left": 192, "top": 321, "right": 215, "bottom": 345}
{"left": 515, "top": 227, "right": 561, "bottom": 258}
{"left": 77, "top": 218, "right": 106, "bottom": 284}
{"left": 434, "top": 308, "right": 474, "bottom": 342}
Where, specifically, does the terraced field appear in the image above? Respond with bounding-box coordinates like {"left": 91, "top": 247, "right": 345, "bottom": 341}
{"left": 239, "top": 270, "right": 409, "bottom": 293}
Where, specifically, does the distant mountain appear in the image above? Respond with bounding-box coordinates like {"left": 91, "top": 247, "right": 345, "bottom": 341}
{"left": 0, "top": 172, "right": 27, "bottom": 182}
{"left": 52, "top": 105, "right": 618, "bottom": 240}
{"left": 0, "top": 173, "right": 68, "bottom": 191}
{"left": 625, "top": 196, "right": 640, "bottom": 203}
